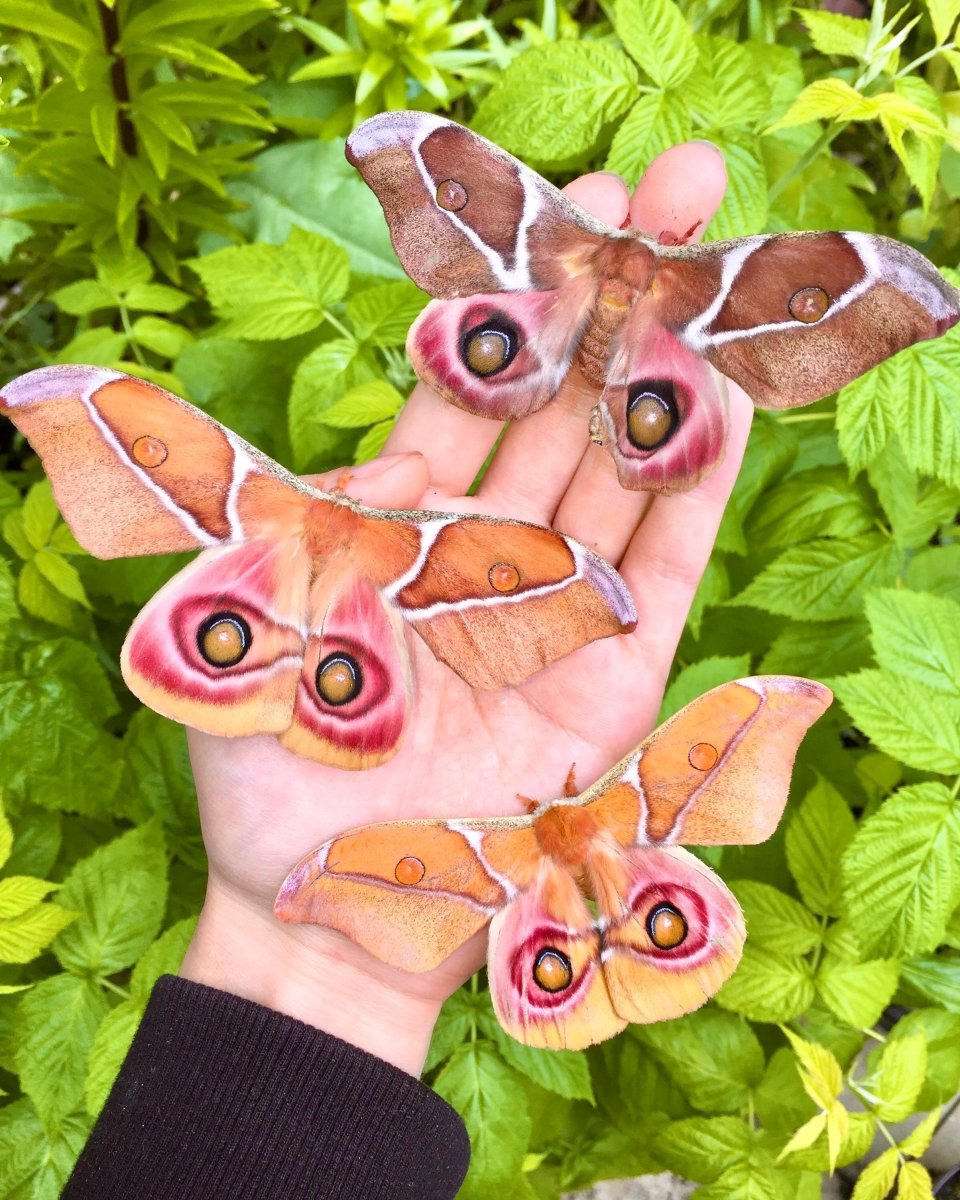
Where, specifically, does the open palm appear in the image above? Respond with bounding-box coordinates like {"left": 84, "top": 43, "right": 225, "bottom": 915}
{"left": 181, "top": 141, "right": 754, "bottom": 1074}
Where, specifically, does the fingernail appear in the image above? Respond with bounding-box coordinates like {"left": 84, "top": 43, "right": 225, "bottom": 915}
{"left": 690, "top": 139, "right": 725, "bottom": 159}
{"left": 596, "top": 169, "right": 627, "bottom": 182}
{"left": 348, "top": 452, "right": 412, "bottom": 478}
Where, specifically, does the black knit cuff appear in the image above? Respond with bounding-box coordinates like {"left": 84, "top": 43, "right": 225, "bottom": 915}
{"left": 63, "top": 975, "right": 470, "bottom": 1200}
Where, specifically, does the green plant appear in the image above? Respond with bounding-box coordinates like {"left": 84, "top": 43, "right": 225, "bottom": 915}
{"left": 1, "top": 1, "right": 959, "bottom": 1198}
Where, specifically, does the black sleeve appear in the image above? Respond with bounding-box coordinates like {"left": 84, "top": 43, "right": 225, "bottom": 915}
{"left": 63, "top": 975, "right": 470, "bottom": 1200}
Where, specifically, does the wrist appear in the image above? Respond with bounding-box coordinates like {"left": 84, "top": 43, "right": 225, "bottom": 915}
{"left": 179, "top": 878, "right": 449, "bottom": 1076}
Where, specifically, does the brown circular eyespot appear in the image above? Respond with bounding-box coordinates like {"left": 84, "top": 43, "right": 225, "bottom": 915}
{"left": 688, "top": 742, "right": 719, "bottom": 771}
{"left": 436, "top": 178, "right": 467, "bottom": 211}
{"left": 132, "top": 435, "right": 168, "bottom": 468}
{"left": 316, "top": 653, "right": 362, "bottom": 706}
{"left": 533, "top": 947, "right": 573, "bottom": 993}
{"left": 626, "top": 382, "right": 679, "bottom": 451}
{"left": 788, "top": 286, "right": 830, "bottom": 323}
{"left": 647, "top": 903, "right": 687, "bottom": 949}
{"left": 395, "top": 856, "right": 425, "bottom": 885}
{"left": 488, "top": 562, "right": 520, "bottom": 593}
{"left": 460, "top": 316, "right": 520, "bottom": 378}
{"left": 197, "top": 612, "right": 251, "bottom": 668}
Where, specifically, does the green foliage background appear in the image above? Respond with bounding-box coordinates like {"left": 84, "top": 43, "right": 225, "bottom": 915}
{"left": 1, "top": 1, "right": 959, "bottom": 1197}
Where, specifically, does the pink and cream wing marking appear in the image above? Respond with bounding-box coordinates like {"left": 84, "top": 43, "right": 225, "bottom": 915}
{"left": 276, "top": 816, "right": 539, "bottom": 972}
{"left": 488, "top": 861, "right": 625, "bottom": 1050}
{"left": 589, "top": 842, "right": 744, "bottom": 1026}
{"left": 279, "top": 571, "right": 411, "bottom": 768}
{"left": 121, "top": 538, "right": 311, "bottom": 739}
{"left": 0, "top": 365, "right": 311, "bottom": 556}
{"left": 657, "top": 232, "right": 960, "bottom": 407}
{"left": 592, "top": 301, "right": 729, "bottom": 493}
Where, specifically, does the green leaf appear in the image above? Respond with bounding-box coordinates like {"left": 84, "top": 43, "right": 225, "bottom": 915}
{"left": 896, "top": 1161, "right": 934, "bottom": 1200}
{"left": 782, "top": 1028, "right": 843, "bottom": 1107}
{"left": 864, "top": 589, "right": 960, "bottom": 697}
{"left": 769, "top": 78, "right": 879, "bottom": 131}
{"left": 888, "top": 1008, "right": 960, "bottom": 1107}
{"left": 223, "top": 140, "right": 404, "bottom": 279}
{"left": 927, "top": 0, "right": 960, "bottom": 43}
{"left": 14, "top": 973, "right": 108, "bottom": 1123}
{"left": 472, "top": 42, "right": 639, "bottom": 164}
{"left": 868, "top": 437, "right": 960, "bottom": 550}
{"left": 33, "top": 550, "right": 90, "bottom": 607}
{"left": 816, "top": 954, "right": 900, "bottom": 1028}
{"left": 801, "top": 10, "right": 870, "bottom": 58}
{"left": 716, "top": 945, "right": 815, "bottom": 1022}
{"left": 729, "top": 535, "right": 900, "bottom": 621}
{"left": 605, "top": 90, "right": 693, "bottom": 184}
{"left": 85, "top": 1001, "right": 141, "bottom": 1118}
{"left": 683, "top": 36, "right": 770, "bottom": 130}
{"left": 654, "top": 1115, "right": 752, "bottom": 1182}
{"left": 130, "top": 917, "right": 197, "bottom": 1002}
{"left": 346, "top": 281, "right": 428, "bottom": 346}
{"left": 425, "top": 987, "right": 484, "bottom": 1073}
{"left": 0, "top": 877, "right": 59, "bottom": 919}
{"left": 0, "top": 1099, "right": 89, "bottom": 1200}
{"left": 852, "top": 1147, "right": 900, "bottom": 1200}
{"left": 131, "top": 316, "right": 195, "bottom": 359}
{"left": 50, "top": 279, "right": 117, "bottom": 316}
{"left": 745, "top": 467, "right": 874, "bottom": 551}
{"left": 54, "top": 819, "right": 168, "bottom": 976}
{"left": 487, "top": 1023, "right": 593, "bottom": 1102}
{"left": 614, "top": 0, "right": 697, "bottom": 89}
{"left": 355, "top": 419, "right": 394, "bottom": 463}
{"left": 191, "top": 226, "right": 348, "bottom": 340}
{"left": 319, "top": 380, "right": 405, "bottom": 429}
{"left": 899, "top": 954, "right": 960, "bottom": 1012}
{"left": 689, "top": 1158, "right": 779, "bottom": 1200}
{"left": 786, "top": 778, "right": 856, "bottom": 916}
{"left": 0, "top": 1, "right": 97, "bottom": 50}
{"left": 0, "top": 794, "right": 12, "bottom": 868}
{"left": 833, "top": 672, "right": 960, "bottom": 774}
{"left": 730, "top": 881, "right": 821, "bottom": 957}
{"left": 123, "top": 282, "right": 190, "bottom": 313}
{"left": 842, "top": 783, "right": 960, "bottom": 956}
{"left": 871, "top": 1033, "right": 926, "bottom": 1121}
{"left": 288, "top": 338, "right": 376, "bottom": 471}
{"left": 433, "top": 1043, "right": 531, "bottom": 1196}
{"left": 22, "top": 481, "right": 59, "bottom": 551}
{"left": 636, "top": 1008, "right": 763, "bottom": 1112}
{"left": 906, "top": 544, "right": 960, "bottom": 602}
{"left": 0, "top": 902, "right": 78, "bottom": 964}
{"left": 898, "top": 1107, "right": 942, "bottom": 1158}
{"left": 704, "top": 133, "right": 768, "bottom": 242}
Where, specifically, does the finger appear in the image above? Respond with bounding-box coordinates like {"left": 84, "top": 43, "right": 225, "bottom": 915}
{"left": 618, "top": 381, "right": 753, "bottom": 680}
{"left": 475, "top": 173, "right": 632, "bottom": 523}
{"left": 629, "top": 141, "right": 727, "bottom": 243}
{"left": 307, "top": 451, "right": 430, "bottom": 509}
{"left": 382, "top": 378, "right": 503, "bottom": 497}
{"left": 563, "top": 171, "right": 630, "bottom": 229}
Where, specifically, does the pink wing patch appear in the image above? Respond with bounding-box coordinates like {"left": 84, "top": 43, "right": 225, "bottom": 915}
{"left": 122, "top": 539, "right": 310, "bottom": 737}
{"left": 595, "top": 304, "right": 729, "bottom": 494}
{"left": 594, "top": 844, "right": 745, "bottom": 1024}
{"left": 488, "top": 863, "right": 625, "bottom": 1050}
{"left": 408, "top": 285, "right": 594, "bottom": 421}
{"left": 279, "top": 572, "right": 411, "bottom": 768}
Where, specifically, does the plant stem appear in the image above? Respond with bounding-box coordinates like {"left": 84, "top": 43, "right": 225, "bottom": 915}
{"left": 97, "top": 2, "right": 137, "bottom": 159}
{"left": 776, "top": 412, "right": 836, "bottom": 423}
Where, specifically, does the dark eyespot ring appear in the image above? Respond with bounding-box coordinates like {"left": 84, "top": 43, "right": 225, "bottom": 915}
{"left": 316, "top": 652, "right": 363, "bottom": 706}
{"left": 647, "top": 903, "right": 687, "bottom": 949}
{"left": 460, "top": 316, "right": 520, "bottom": 378}
{"left": 533, "top": 947, "right": 573, "bottom": 992}
{"left": 626, "top": 381, "right": 679, "bottom": 451}
{"left": 197, "top": 612, "right": 252, "bottom": 668}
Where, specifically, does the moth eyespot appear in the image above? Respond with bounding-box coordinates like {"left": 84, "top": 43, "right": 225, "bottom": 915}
{"left": 788, "top": 286, "right": 830, "bottom": 323}
{"left": 688, "top": 742, "right": 719, "bottom": 771}
{"left": 197, "top": 612, "right": 251, "bottom": 668}
{"left": 461, "top": 317, "right": 520, "bottom": 378}
{"left": 394, "top": 856, "right": 425, "bottom": 885}
{"left": 131, "top": 435, "right": 168, "bottom": 468}
{"left": 436, "top": 178, "right": 468, "bottom": 211}
{"left": 626, "top": 382, "right": 679, "bottom": 451}
{"left": 488, "top": 562, "right": 520, "bottom": 592}
{"left": 647, "top": 903, "right": 687, "bottom": 949}
{"left": 533, "top": 947, "right": 573, "bottom": 993}
{"left": 316, "top": 653, "right": 363, "bottom": 707}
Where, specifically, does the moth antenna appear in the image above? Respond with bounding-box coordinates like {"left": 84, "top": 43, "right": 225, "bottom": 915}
{"left": 563, "top": 764, "right": 578, "bottom": 797}
{"left": 657, "top": 219, "right": 702, "bottom": 247}
{"left": 331, "top": 469, "right": 354, "bottom": 495}
{"left": 517, "top": 793, "right": 540, "bottom": 815}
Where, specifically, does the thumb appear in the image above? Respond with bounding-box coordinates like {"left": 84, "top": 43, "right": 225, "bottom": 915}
{"left": 304, "top": 451, "right": 430, "bottom": 509}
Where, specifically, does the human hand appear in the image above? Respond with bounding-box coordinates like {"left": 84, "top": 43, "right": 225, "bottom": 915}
{"left": 180, "top": 141, "right": 752, "bottom": 1075}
